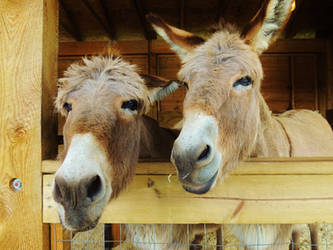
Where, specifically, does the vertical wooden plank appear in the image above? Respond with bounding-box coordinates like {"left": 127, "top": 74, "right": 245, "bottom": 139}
{"left": 326, "top": 40, "right": 333, "bottom": 127}
{"left": 289, "top": 56, "right": 296, "bottom": 109}
{"left": 327, "top": 40, "right": 333, "bottom": 110}
{"left": 44, "top": 224, "right": 51, "bottom": 250}
{"left": 43, "top": 0, "right": 59, "bottom": 160}
{"left": 0, "top": 0, "right": 57, "bottom": 249}
{"left": 50, "top": 224, "right": 71, "bottom": 250}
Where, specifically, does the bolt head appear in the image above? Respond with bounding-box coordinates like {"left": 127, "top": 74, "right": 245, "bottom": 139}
{"left": 11, "top": 178, "right": 22, "bottom": 191}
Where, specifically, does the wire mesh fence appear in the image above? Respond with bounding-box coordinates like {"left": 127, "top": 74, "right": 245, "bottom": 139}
{"left": 51, "top": 223, "right": 333, "bottom": 250}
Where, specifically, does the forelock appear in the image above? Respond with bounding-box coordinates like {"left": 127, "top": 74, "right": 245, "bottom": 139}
{"left": 178, "top": 31, "right": 263, "bottom": 84}
{"left": 56, "top": 56, "right": 149, "bottom": 115}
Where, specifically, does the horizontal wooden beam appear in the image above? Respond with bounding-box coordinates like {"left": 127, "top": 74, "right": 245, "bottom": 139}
{"left": 59, "top": 0, "right": 83, "bottom": 41}
{"left": 82, "top": 0, "right": 115, "bottom": 40}
{"left": 44, "top": 164, "right": 333, "bottom": 224}
{"left": 59, "top": 41, "right": 148, "bottom": 56}
{"left": 58, "top": 39, "right": 327, "bottom": 57}
{"left": 44, "top": 159, "right": 333, "bottom": 224}
{"left": 151, "top": 39, "right": 328, "bottom": 54}
{"left": 42, "top": 158, "right": 333, "bottom": 175}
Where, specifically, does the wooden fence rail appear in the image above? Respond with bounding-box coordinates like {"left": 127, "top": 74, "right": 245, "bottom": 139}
{"left": 43, "top": 158, "right": 333, "bottom": 224}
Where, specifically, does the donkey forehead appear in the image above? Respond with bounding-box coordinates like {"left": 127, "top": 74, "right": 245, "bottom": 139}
{"left": 179, "top": 31, "right": 262, "bottom": 83}
{"left": 73, "top": 79, "right": 148, "bottom": 101}
{"left": 58, "top": 56, "right": 149, "bottom": 105}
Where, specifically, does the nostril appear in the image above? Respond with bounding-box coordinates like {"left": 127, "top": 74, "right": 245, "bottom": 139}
{"left": 197, "top": 145, "right": 211, "bottom": 161}
{"left": 53, "top": 178, "right": 64, "bottom": 203}
{"left": 87, "top": 175, "right": 103, "bottom": 201}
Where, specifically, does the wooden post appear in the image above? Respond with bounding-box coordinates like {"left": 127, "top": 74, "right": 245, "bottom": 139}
{"left": 0, "top": 0, "right": 58, "bottom": 249}
{"left": 326, "top": 40, "right": 333, "bottom": 126}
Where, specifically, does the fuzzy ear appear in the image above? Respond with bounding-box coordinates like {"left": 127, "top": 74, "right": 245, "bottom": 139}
{"left": 140, "top": 74, "right": 182, "bottom": 103}
{"left": 146, "top": 13, "right": 205, "bottom": 60}
{"left": 241, "top": 0, "right": 293, "bottom": 54}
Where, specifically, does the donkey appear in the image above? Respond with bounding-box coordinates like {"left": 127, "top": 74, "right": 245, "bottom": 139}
{"left": 147, "top": 0, "right": 333, "bottom": 248}
{"left": 52, "top": 54, "right": 207, "bottom": 249}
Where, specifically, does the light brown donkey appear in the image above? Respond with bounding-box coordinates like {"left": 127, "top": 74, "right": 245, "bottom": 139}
{"left": 53, "top": 55, "right": 207, "bottom": 249}
{"left": 148, "top": 0, "right": 333, "bottom": 248}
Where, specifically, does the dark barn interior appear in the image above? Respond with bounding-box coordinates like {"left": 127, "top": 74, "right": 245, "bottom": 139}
{"left": 57, "top": 0, "right": 333, "bottom": 136}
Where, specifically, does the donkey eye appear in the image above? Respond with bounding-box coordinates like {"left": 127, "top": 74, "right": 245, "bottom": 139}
{"left": 121, "top": 99, "right": 138, "bottom": 111}
{"left": 233, "top": 76, "right": 253, "bottom": 89}
{"left": 63, "top": 102, "right": 72, "bottom": 112}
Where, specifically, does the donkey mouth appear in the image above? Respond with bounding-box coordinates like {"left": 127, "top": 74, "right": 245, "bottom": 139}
{"left": 182, "top": 171, "right": 218, "bottom": 194}
{"left": 60, "top": 214, "right": 100, "bottom": 233}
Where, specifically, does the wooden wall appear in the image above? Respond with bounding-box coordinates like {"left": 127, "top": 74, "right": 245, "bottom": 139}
{"left": 57, "top": 39, "right": 329, "bottom": 138}
{"left": 0, "top": 0, "right": 58, "bottom": 249}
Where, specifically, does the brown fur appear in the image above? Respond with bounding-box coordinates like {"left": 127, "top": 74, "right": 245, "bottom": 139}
{"left": 148, "top": 0, "right": 333, "bottom": 248}
{"left": 54, "top": 55, "right": 202, "bottom": 248}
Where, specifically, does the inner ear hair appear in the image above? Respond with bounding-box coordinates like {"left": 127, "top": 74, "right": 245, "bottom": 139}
{"left": 141, "top": 74, "right": 182, "bottom": 104}
{"left": 140, "top": 74, "right": 174, "bottom": 88}
{"left": 241, "top": 0, "right": 293, "bottom": 53}
{"left": 146, "top": 13, "right": 205, "bottom": 59}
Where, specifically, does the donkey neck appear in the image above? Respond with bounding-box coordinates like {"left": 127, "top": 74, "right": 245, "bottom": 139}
{"left": 139, "top": 116, "right": 178, "bottom": 159}
{"left": 252, "top": 94, "right": 291, "bottom": 158}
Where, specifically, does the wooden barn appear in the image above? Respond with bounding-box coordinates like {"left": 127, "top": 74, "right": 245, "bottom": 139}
{"left": 1, "top": 0, "right": 333, "bottom": 249}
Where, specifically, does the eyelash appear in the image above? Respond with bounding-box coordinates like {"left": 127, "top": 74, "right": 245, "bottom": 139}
{"left": 233, "top": 76, "right": 253, "bottom": 88}
{"left": 63, "top": 102, "right": 72, "bottom": 112}
{"left": 121, "top": 99, "right": 139, "bottom": 111}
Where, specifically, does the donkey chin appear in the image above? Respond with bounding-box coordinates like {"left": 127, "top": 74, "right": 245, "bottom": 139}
{"left": 55, "top": 189, "right": 111, "bottom": 232}
{"left": 177, "top": 152, "right": 222, "bottom": 195}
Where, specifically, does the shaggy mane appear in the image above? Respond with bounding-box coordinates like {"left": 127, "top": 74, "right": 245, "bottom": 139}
{"left": 56, "top": 55, "right": 148, "bottom": 116}
{"left": 208, "top": 18, "right": 240, "bottom": 35}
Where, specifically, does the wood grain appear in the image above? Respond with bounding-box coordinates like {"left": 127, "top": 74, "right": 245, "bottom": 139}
{"left": 0, "top": 0, "right": 57, "bottom": 249}
{"left": 50, "top": 224, "right": 71, "bottom": 250}
{"left": 43, "top": 172, "right": 333, "bottom": 224}
{"left": 42, "top": 0, "right": 59, "bottom": 160}
{"left": 42, "top": 158, "right": 333, "bottom": 175}
{"left": 151, "top": 39, "right": 327, "bottom": 54}
{"left": 59, "top": 40, "right": 148, "bottom": 56}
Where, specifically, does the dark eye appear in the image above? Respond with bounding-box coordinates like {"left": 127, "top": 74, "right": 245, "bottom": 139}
{"left": 121, "top": 99, "right": 138, "bottom": 111}
{"left": 233, "top": 76, "right": 252, "bottom": 88}
{"left": 183, "top": 81, "right": 189, "bottom": 89}
{"left": 63, "top": 102, "right": 72, "bottom": 112}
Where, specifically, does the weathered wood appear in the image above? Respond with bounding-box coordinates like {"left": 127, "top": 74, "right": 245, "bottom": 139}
{"left": 59, "top": 39, "right": 327, "bottom": 56}
{"left": 82, "top": 0, "right": 115, "bottom": 40}
{"left": 59, "top": 40, "right": 148, "bottom": 55}
{"left": 179, "top": 0, "right": 185, "bottom": 29}
{"left": 151, "top": 39, "right": 327, "bottom": 54}
{"left": 42, "top": 158, "right": 333, "bottom": 175}
{"left": 131, "top": 0, "right": 156, "bottom": 40}
{"left": 50, "top": 224, "right": 71, "bottom": 250}
{"left": 59, "top": 0, "right": 83, "bottom": 41}
{"left": 0, "top": 0, "right": 57, "bottom": 248}
{"left": 99, "top": 0, "right": 117, "bottom": 40}
{"left": 43, "top": 0, "right": 59, "bottom": 160}
{"left": 43, "top": 170, "right": 333, "bottom": 224}
{"left": 327, "top": 40, "right": 333, "bottom": 110}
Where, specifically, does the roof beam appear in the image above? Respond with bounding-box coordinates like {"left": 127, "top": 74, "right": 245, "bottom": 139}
{"left": 99, "top": 0, "right": 117, "bottom": 40}
{"left": 82, "top": 0, "right": 116, "bottom": 40}
{"left": 285, "top": 0, "right": 305, "bottom": 38}
{"left": 179, "top": 0, "right": 185, "bottom": 29}
{"left": 217, "top": 0, "right": 227, "bottom": 22}
{"left": 132, "top": 0, "right": 156, "bottom": 40}
{"left": 59, "top": 0, "right": 83, "bottom": 41}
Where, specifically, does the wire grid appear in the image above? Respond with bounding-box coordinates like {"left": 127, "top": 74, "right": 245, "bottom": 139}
{"left": 52, "top": 223, "right": 333, "bottom": 250}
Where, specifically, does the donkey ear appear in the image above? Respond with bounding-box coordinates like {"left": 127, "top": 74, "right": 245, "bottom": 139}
{"left": 241, "top": 0, "right": 294, "bottom": 54}
{"left": 140, "top": 74, "right": 182, "bottom": 103}
{"left": 146, "top": 13, "right": 205, "bottom": 61}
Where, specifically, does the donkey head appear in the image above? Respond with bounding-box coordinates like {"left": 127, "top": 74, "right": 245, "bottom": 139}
{"left": 53, "top": 55, "right": 179, "bottom": 231}
{"left": 148, "top": 0, "right": 293, "bottom": 194}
